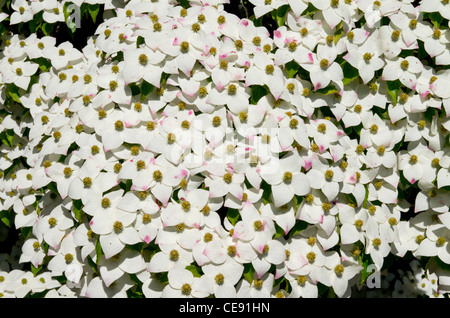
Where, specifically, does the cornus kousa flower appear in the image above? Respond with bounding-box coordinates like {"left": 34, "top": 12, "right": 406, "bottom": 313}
{"left": 382, "top": 56, "right": 423, "bottom": 90}
{"left": 344, "top": 36, "right": 385, "bottom": 84}
{"left": 300, "top": 44, "right": 344, "bottom": 91}
{"left": 259, "top": 152, "right": 310, "bottom": 207}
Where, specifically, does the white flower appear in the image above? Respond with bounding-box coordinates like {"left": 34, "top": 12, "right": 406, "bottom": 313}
{"left": 47, "top": 231, "right": 84, "bottom": 284}
{"left": 249, "top": 0, "right": 289, "bottom": 19}
{"left": 318, "top": 250, "right": 362, "bottom": 298}
{"left": 338, "top": 204, "right": 368, "bottom": 245}
{"left": 98, "top": 249, "right": 147, "bottom": 288}
{"left": 382, "top": 56, "right": 423, "bottom": 90}
{"left": 35, "top": 203, "right": 74, "bottom": 250}
{"left": 1, "top": 59, "right": 38, "bottom": 90}
{"left": 365, "top": 218, "right": 391, "bottom": 271}
{"left": 19, "top": 237, "right": 46, "bottom": 269}
{"left": 421, "top": 0, "right": 450, "bottom": 20}
{"left": 260, "top": 152, "right": 310, "bottom": 207}
{"left": 236, "top": 272, "right": 275, "bottom": 298}
{"left": 344, "top": 37, "right": 385, "bottom": 84}
{"left": 10, "top": 0, "right": 34, "bottom": 24}
{"left": 310, "top": 0, "right": 352, "bottom": 29}
{"left": 162, "top": 267, "right": 210, "bottom": 298}
{"left": 245, "top": 51, "right": 285, "bottom": 100}
{"left": 201, "top": 259, "right": 244, "bottom": 298}
{"left": 43, "top": 42, "right": 83, "bottom": 71}
{"left": 415, "top": 224, "right": 450, "bottom": 264}
{"left": 300, "top": 43, "right": 344, "bottom": 91}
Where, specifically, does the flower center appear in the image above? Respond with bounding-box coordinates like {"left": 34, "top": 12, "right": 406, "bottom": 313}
{"left": 433, "top": 29, "right": 441, "bottom": 39}
{"left": 391, "top": 30, "right": 400, "bottom": 41}
{"left": 101, "top": 197, "right": 111, "bottom": 208}
{"left": 180, "top": 41, "right": 189, "bottom": 53}
{"left": 437, "top": 237, "right": 446, "bottom": 246}
{"left": 113, "top": 221, "right": 123, "bottom": 233}
{"left": 169, "top": 249, "right": 179, "bottom": 261}
{"left": 48, "top": 217, "right": 57, "bottom": 227}
{"left": 82, "top": 177, "right": 92, "bottom": 188}
{"left": 334, "top": 264, "right": 345, "bottom": 275}
{"left": 139, "top": 54, "right": 148, "bottom": 65}
{"left": 363, "top": 52, "right": 372, "bottom": 62}
{"left": 354, "top": 219, "right": 364, "bottom": 229}
{"left": 377, "top": 145, "right": 385, "bottom": 155}
{"left": 388, "top": 217, "right": 397, "bottom": 226}
{"left": 265, "top": 64, "right": 274, "bottom": 75}
{"left": 212, "top": 116, "right": 221, "bottom": 127}
{"left": 223, "top": 173, "right": 233, "bottom": 184}
{"left": 400, "top": 60, "right": 409, "bottom": 70}
{"left": 142, "top": 213, "right": 152, "bottom": 224}
{"left": 167, "top": 133, "right": 176, "bottom": 144}
{"left": 239, "top": 111, "right": 248, "bottom": 122}
{"left": 289, "top": 118, "right": 299, "bottom": 129}
{"left": 181, "top": 200, "right": 191, "bottom": 212}
{"left": 153, "top": 170, "right": 163, "bottom": 182}
{"left": 317, "top": 123, "right": 327, "bottom": 133}
{"left": 372, "top": 238, "right": 382, "bottom": 247}
{"left": 198, "top": 86, "right": 208, "bottom": 97}
{"left": 320, "top": 59, "right": 329, "bottom": 69}
{"left": 227, "top": 84, "right": 237, "bottom": 95}
{"left": 324, "top": 170, "right": 334, "bottom": 181}
{"left": 288, "top": 41, "right": 297, "bottom": 52}
{"left": 253, "top": 279, "right": 264, "bottom": 290}
{"left": 283, "top": 171, "right": 293, "bottom": 183}
{"left": 306, "top": 251, "right": 316, "bottom": 262}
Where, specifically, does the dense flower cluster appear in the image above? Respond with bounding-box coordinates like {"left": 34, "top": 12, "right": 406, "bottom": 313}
{"left": 0, "top": 0, "right": 450, "bottom": 298}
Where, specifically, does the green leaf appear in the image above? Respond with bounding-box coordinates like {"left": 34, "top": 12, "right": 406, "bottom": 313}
{"left": 273, "top": 223, "right": 286, "bottom": 239}
{"left": 41, "top": 23, "right": 53, "bottom": 36}
{"left": 128, "top": 82, "right": 140, "bottom": 97}
{"left": 359, "top": 251, "right": 374, "bottom": 286}
{"left": 47, "top": 181, "right": 60, "bottom": 197}
{"left": 0, "top": 209, "right": 12, "bottom": 228}
{"left": 95, "top": 238, "right": 104, "bottom": 264}
{"left": 315, "top": 84, "right": 339, "bottom": 95}
{"left": 185, "top": 264, "right": 204, "bottom": 278}
{"left": 0, "top": 129, "right": 15, "bottom": 147}
{"left": 227, "top": 208, "right": 241, "bottom": 226}
{"left": 284, "top": 60, "right": 300, "bottom": 79}
{"left": 31, "top": 264, "right": 43, "bottom": 277}
{"left": 21, "top": 227, "right": 33, "bottom": 240}
{"left": 250, "top": 85, "right": 268, "bottom": 104}
{"left": 341, "top": 62, "right": 359, "bottom": 85}
{"left": 243, "top": 263, "right": 255, "bottom": 283}
{"left": 177, "top": 0, "right": 191, "bottom": 8}
{"left": 427, "top": 12, "right": 443, "bottom": 28}
{"left": 6, "top": 84, "right": 22, "bottom": 104}
{"left": 86, "top": 255, "right": 99, "bottom": 275}
{"left": 287, "top": 220, "right": 309, "bottom": 238}
{"left": 88, "top": 4, "right": 100, "bottom": 23}
{"left": 272, "top": 5, "right": 289, "bottom": 27}
{"left": 386, "top": 80, "right": 401, "bottom": 106}
{"left": 136, "top": 35, "right": 145, "bottom": 48}
{"left": 72, "top": 199, "right": 84, "bottom": 223}
{"left": 434, "top": 256, "right": 450, "bottom": 272}
{"left": 301, "top": 3, "right": 318, "bottom": 17}
{"left": 140, "top": 80, "right": 154, "bottom": 100}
